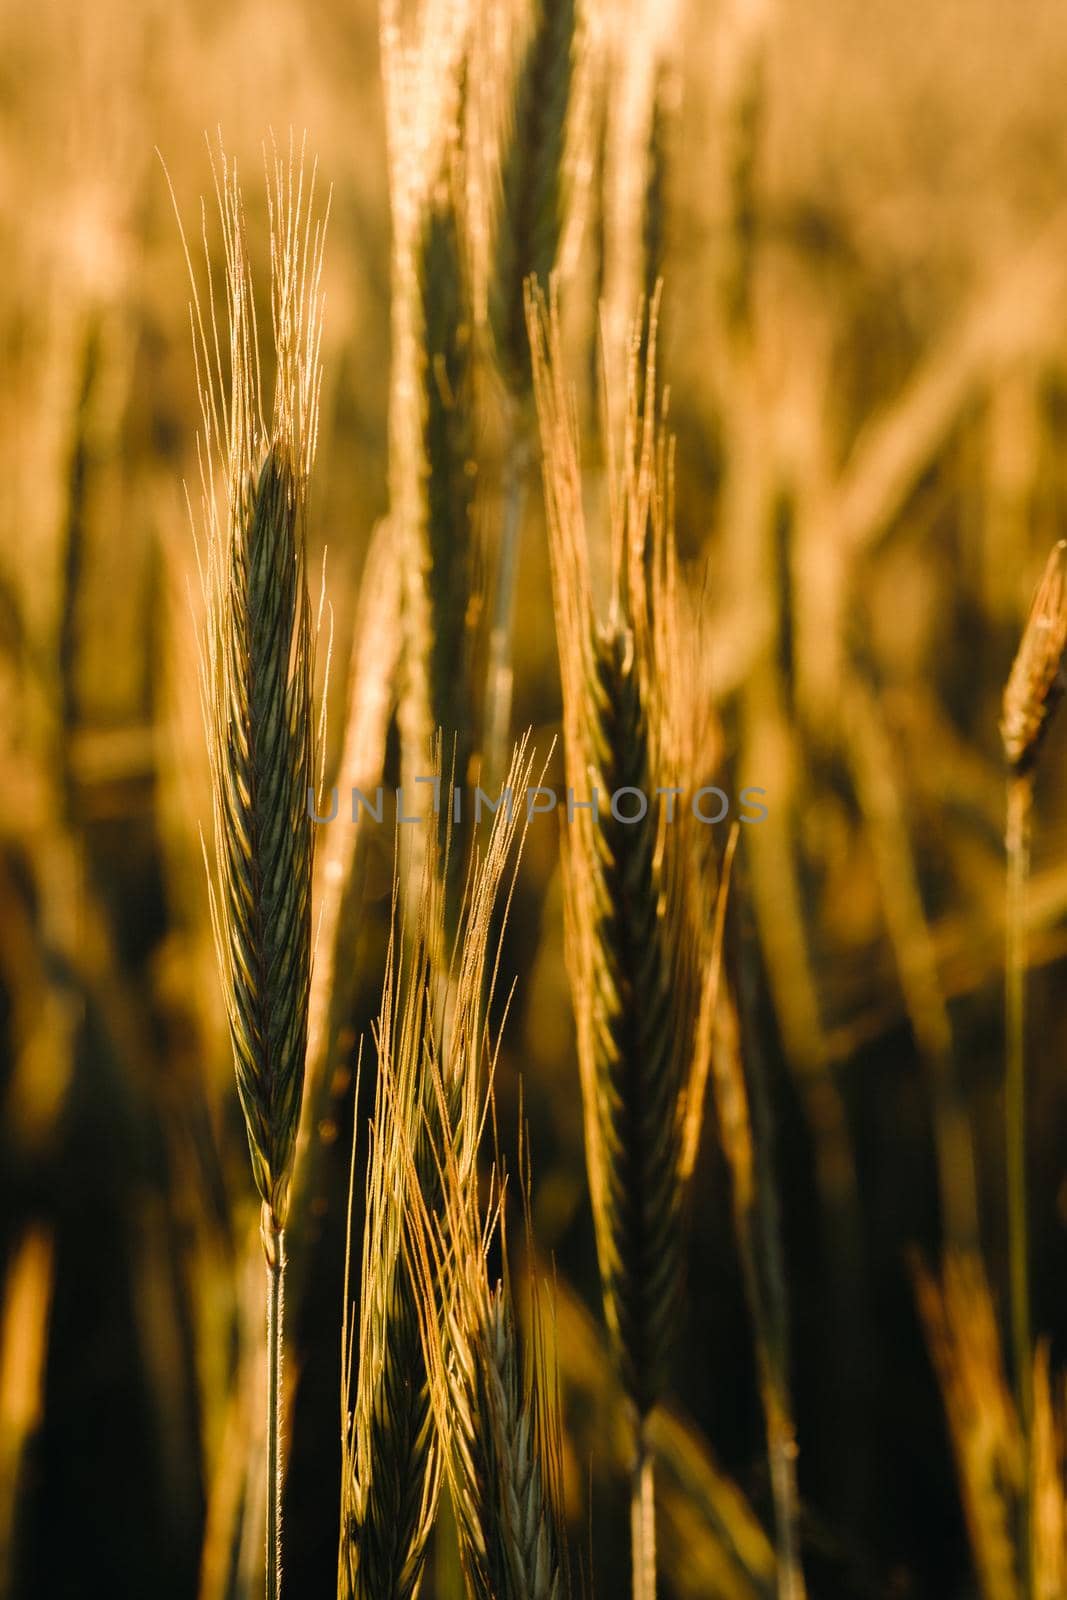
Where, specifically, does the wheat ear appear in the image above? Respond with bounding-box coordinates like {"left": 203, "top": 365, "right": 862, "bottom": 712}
{"left": 392, "top": 873, "right": 569, "bottom": 1600}
{"left": 181, "top": 135, "right": 328, "bottom": 1600}
{"left": 415, "top": 1243, "right": 569, "bottom": 1600}
{"left": 527, "top": 283, "right": 722, "bottom": 1600}
{"left": 380, "top": 0, "right": 471, "bottom": 825}
{"left": 916, "top": 1255, "right": 1024, "bottom": 1600}
{"left": 918, "top": 1255, "right": 1067, "bottom": 1600}
{"left": 488, "top": 0, "right": 576, "bottom": 393}
{"left": 338, "top": 878, "right": 439, "bottom": 1600}
{"left": 339, "top": 740, "right": 535, "bottom": 1597}
{"left": 418, "top": 155, "right": 487, "bottom": 932}
{"left": 481, "top": 0, "right": 577, "bottom": 787}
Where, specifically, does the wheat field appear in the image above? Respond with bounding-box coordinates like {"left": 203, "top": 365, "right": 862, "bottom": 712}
{"left": 3, "top": 1, "right": 1067, "bottom": 1596}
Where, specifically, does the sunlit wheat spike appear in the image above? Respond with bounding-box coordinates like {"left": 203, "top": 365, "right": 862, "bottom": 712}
{"left": 490, "top": 0, "right": 576, "bottom": 393}
{"left": 1001, "top": 540, "right": 1067, "bottom": 775}
{"left": 190, "top": 137, "right": 327, "bottom": 1235}
{"left": 918, "top": 1255, "right": 1067, "bottom": 1600}
{"left": 410, "top": 1177, "right": 569, "bottom": 1600}
{"left": 915, "top": 1255, "right": 1024, "bottom": 1600}
{"left": 381, "top": 0, "right": 473, "bottom": 865}
{"left": 444, "top": 1276, "right": 568, "bottom": 1600}
{"left": 394, "top": 969, "right": 569, "bottom": 1600}
{"left": 526, "top": 281, "right": 717, "bottom": 1423}
{"left": 340, "top": 740, "right": 537, "bottom": 1599}
{"left": 417, "top": 159, "right": 485, "bottom": 930}
{"left": 338, "top": 902, "right": 439, "bottom": 1600}
{"left": 174, "top": 130, "right": 328, "bottom": 1600}
{"left": 420, "top": 184, "right": 478, "bottom": 770}
{"left": 580, "top": 616, "right": 682, "bottom": 1414}
{"left": 527, "top": 279, "right": 725, "bottom": 1600}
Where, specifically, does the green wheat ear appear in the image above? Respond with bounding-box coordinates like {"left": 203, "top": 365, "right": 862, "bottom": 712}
{"left": 489, "top": 0, "right": 576, "bottom": 396}
{"left": 216, "top": 442, "right": 315, "bottom": 1228}
{"left": 340, "top": 739, "right": 539, "bottom": 1599}
{"left": 382, "top": 753, "right": 569, "bottom": 1600}
{"left": 192, "top": 137, "right": 328, "bottom": 1237}
{"left": 527, "top": 280, "right": 725, "bottom": 1600}
{"left": 177, "top": 131, "right": 328, "bottom": 1600}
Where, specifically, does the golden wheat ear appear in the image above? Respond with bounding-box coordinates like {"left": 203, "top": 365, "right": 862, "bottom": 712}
{"left": 406, "top": 1155, "right": 571, "bottom": 1600}
{"left": 392, "top": 962, "right": 570, "bottom": 1600}
{"left": 191, "top": 135, "right": 328, "bottom": 1239}
{"left": 488, "top": 0, "right": 577, "bottom": 396}
{"left": 526, "top": 279, "right": 727, "bottom": 1600}
{"left": 915, "top": 1254, "right": 1026, "bottom": 1600}
{"left": 1002, "top": 540, "right": 1067, "bottom": 775}
{"left": 919, "top": 1255, "right": 1067, "bottom": 1597}
{"left": 339, "top": 739, "right": 538, "bottom": 1599}
{"left": 337, "top": 864, "right": 440, "bottom": 1600}
{"left": 417, "top": 157, "right": 485, "bottom": 933}
{"left": 178, "top": 132, "right": 328, "bottom": 1600}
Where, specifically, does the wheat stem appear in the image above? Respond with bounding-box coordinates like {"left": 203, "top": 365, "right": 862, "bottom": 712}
{"left": 630, "top": 1435, "right": 656, "bottom": 1600}
{"left": 264, "top": 1212, "right": 285, "bottom": 1600}
{"left": 763, "top": 1384, "right": 803, "bottom": 1600}
{"left": 1005, "top": 770, "right": 1032, "bottom": 1428}
{"left": 999, "top": 539, "right": 1067, "bottom": 1598}
{"left": 1006, "top": 768, "right": 1033, "bottom": 1597}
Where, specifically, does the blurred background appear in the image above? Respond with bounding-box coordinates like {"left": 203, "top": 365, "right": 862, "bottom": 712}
{"left": 3, "top": 0, "right": 1067, "bottom": 1594}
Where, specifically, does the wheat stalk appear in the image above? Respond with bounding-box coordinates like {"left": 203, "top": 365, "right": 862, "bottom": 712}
{"left": 999, "top": 539, "right": 1067, "bottom": 1592}
{"left": 527, "top": 282, "right": 722, "bottom": 1600}
{"left": 176, "top": 134, "right": 328, "bottom": 1600}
